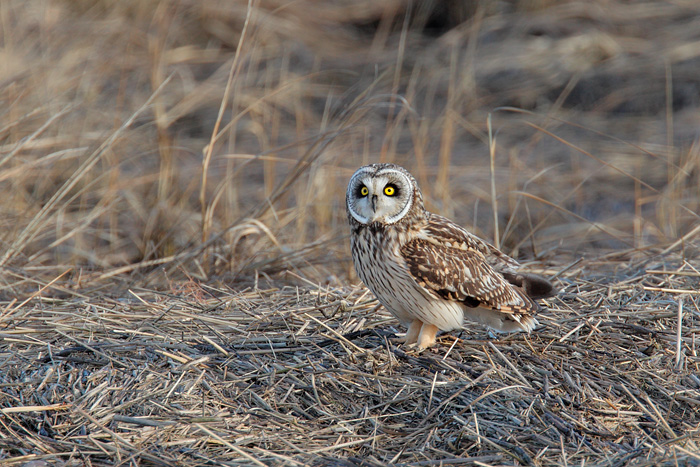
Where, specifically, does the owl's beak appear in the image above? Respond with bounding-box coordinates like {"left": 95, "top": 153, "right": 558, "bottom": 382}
{"left": 370, "top": 194, "right": 378, "bottom": 212}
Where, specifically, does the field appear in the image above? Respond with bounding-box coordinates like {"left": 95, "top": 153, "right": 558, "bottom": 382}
{"left": 1, "top": 0, "right": 699, "bottom": 465}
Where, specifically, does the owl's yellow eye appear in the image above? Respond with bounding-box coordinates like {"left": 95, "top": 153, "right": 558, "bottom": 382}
{"left": 384, "top": 185, "right": 396, "bottom": 196}
{"left": 360, "top": 186, "right": 369, "bottom": 196}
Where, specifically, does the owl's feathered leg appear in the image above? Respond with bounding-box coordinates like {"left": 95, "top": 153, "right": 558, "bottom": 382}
{"left": 416, "top": 323, "right": 439, "bottom": 350}
{"left": 393, "top": 319, "right": 423, "bottom": 345}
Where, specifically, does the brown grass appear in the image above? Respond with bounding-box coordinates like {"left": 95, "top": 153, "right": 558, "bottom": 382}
{"left": 1, "top": 257, "right": 699, "bottom": 465}
{"left": 1, "top": 0, "right": 700, "bottom": 465}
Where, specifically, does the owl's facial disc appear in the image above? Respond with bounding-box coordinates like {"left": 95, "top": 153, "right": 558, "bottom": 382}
{"left": 347, "top": 167, "right": 413, "bottom": 225}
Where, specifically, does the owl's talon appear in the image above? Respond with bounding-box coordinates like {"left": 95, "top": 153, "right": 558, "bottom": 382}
{"left": 389, "top": 319, "right": 423, "bottom": 346}
{"left": 404, "top": 342, "right": 427, "bottom": 353}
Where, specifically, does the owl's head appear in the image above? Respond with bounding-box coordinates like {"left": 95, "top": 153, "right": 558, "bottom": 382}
{"left": 346, "top": 163, "right": 424, "bottom": 225}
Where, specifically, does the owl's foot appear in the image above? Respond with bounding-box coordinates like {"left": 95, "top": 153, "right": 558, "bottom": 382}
{"left": 391, "top": 319, "right": 423, "bottom": 346}
{"left": 416, "top": 323, "right": 439, "bottom": 350}
{"left": 403, "top": 323, "right": 440, "bottom": 351}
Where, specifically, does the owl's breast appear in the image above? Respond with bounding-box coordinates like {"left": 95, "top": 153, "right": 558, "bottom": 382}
{"left": 350, "top": 226, "right": 464, "bottom": 330}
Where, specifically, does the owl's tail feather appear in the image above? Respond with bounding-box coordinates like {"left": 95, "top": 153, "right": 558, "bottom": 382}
{"left": 502, "top": 272, "right": 557, "bottom": 300}
{"left": 518, "top": 315, "right": 539, "bottom": 332}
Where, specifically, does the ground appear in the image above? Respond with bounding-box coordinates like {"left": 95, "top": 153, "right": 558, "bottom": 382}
{"left": 1, "top": 1, "right": 700, "bottom": 465}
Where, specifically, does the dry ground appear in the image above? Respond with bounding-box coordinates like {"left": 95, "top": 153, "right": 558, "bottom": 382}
{"left": 2, "top": 256, "right": 700, "bottom": 466}
{"left": 1, "top": 0, "right": 700, "bottom": 465}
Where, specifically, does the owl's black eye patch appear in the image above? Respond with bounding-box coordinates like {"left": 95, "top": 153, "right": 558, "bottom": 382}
{"left": 357, "top": 184, "right": 369, "bottom": 197}
{"left": 384, "top": 183, "right": 399, "bottom": 197}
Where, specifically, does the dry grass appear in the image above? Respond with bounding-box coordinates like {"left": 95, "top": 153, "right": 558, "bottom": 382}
{"left": 1, "top": 256, "right": 699, "bottom": 466}
{"left": 2, "top": 0, "right": 700, "bottom": 465}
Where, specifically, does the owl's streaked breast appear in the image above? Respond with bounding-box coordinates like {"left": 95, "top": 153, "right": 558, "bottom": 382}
{"left": 350, "top": 224, "right": 465, "bottom": 331}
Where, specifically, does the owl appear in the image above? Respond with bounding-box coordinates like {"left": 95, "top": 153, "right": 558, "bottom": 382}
{"left": 346, "top": 163, "right": 555, "bottom": 350}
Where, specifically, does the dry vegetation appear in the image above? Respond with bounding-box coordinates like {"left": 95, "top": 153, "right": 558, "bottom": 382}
{"left": 1, "top": 0, "right": 700, "bottom": 465}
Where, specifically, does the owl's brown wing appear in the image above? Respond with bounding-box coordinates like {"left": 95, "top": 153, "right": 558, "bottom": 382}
{"left": 424, "top": 213, "right": 520, "bottom": 273}
{"left": 400, "top": 215, "right": 540, "bottom": 321}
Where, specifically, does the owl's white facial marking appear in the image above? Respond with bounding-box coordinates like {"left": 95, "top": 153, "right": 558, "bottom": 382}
{"left": 346, "top": 165, "right": 414, "bottom": 225}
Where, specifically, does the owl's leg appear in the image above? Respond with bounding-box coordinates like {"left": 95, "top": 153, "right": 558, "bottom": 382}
{"left": 392, "top": 319, "right": 423, "bottom": 345}
{"left": 405, "top": 319, "right": 423, "bottom": 345}
{"left": 416, "top": 323, "right": 439, "bottom": 350}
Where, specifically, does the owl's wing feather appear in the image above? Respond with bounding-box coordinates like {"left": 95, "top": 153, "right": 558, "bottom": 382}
{"left": 400, "top": 214, "right": 539, "bottom": 319}
{"left": 424, "top": 214, "right": 520, "bottom": 272}
{"left": 431, "top": 219, "right": 557, "bottom": 299}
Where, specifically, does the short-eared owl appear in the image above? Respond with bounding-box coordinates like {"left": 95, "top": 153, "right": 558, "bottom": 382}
{"left": 347, "top": 163, "right": 555, "bottom": 350}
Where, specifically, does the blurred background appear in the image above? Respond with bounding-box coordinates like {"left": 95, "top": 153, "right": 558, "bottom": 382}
{"left": 2, "top": 0, "right": 699, "bottom": 292}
